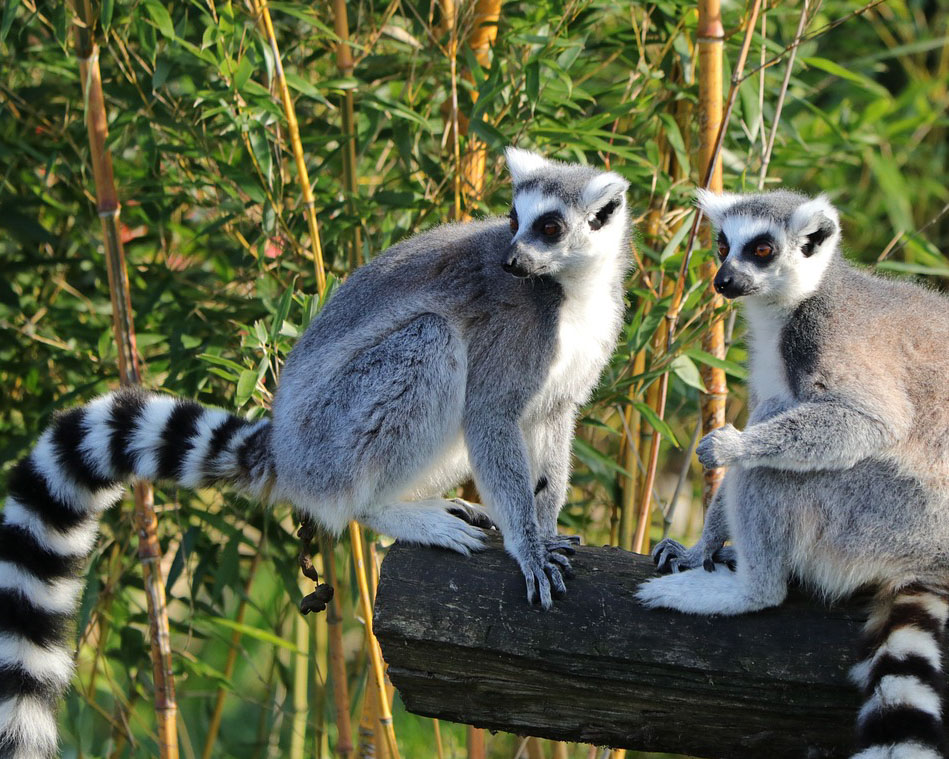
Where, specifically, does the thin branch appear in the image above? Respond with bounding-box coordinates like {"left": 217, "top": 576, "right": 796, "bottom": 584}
{"left": 758, "top": 0, "right": 812, "bottom": 189}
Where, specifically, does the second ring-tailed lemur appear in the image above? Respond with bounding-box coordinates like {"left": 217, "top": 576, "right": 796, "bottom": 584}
{"left": 638, "top": 189, "right": 949, "bottom": 759}
{"left": 0, "top": 148, "right": 630, "bottom": 758}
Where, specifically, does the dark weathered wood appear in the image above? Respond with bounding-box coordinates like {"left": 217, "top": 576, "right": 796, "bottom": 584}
{"left": 374, "top": 536, "right": 872, "bottom": 759}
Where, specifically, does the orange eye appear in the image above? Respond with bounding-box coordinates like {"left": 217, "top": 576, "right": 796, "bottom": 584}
{"left": 510, "top": 216, "right": 518, "bottom": 234}
{"left": 755, "top": 243, "right": 773, "bottom": 258}
{"left": 542, "top": 222, "right": 560, "bottom": 238}
{"left": 717, "top": 243, "right": 729, "bottom": 260}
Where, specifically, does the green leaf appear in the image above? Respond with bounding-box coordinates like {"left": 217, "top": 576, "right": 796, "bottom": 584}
{"left": 572, "top": 437, "right": 631, "bottom": 479}
{"left": 633, "top": 401, "right": 680, "bottom": 448}
{"left": 1, "top": 0, "right": 21, "bottom": 44}
{"left": 100, "top": 0, "right": 114, "bottom": 33}
{"left": 202, "top": 617, "right": 305, "bottom": 655}
{"left": 670, "top": 355, "right": 706, "bottom": 393}
{"left": 269, "top": 279, "right": 296, "bottom": 343}
{"left": 235, "top": 369, "right": 257, "bottom": 407}
{"left": 802, "top": 57, "right": 891, "bottom": 98}
{"left": 143, "top": 0, "right": 175, "bottom": 39}
{"left": 683, "top": 348, "right": 748, "bottom": 380}
{"left": 876, "top": 260, "right": 949, "bottom": 278}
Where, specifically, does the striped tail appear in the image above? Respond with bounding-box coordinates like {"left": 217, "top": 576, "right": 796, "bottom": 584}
{"left": 0, "top": 387, "right": 272, "bottom": 759}
{"left": 851, "top": 586, "right": 949, "bottom": 759}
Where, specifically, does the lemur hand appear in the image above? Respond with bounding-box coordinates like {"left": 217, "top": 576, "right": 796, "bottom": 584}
{"left": 513, "top": 536, "right": 575, "bottom": 609}
{"left": 696, "top": 424, "right": 743, "bottom": 469}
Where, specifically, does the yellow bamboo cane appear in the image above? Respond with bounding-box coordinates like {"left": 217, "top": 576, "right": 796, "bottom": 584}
{"left": 348, "top": 523, "right": 401, "bottom": 759}
{"left": 253, "top": 0, "right": 328, "bottom": 294}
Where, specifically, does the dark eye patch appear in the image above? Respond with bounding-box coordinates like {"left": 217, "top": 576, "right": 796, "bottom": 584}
{"left": 509, "top": 207, "right": 518, "bottom": 234}
{"left": 741, "top": 233, "right": 777, "bottom": 265}
{"left": 532, "top": 211, "right": 565, "bottom": 242}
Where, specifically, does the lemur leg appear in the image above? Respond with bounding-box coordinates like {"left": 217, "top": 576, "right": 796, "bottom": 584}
{"left": 698, "top": 401, "right": 895, "bottom": 472}
{"left": 357, "top": 499, "right": 487, "bottom": 555}
{"left": 465, "top": 411, "right": 574, "bottom": 610}
{"left": 530, "top": 404, "right": 581, "bottom": 544}
{"left": 638, "top": 467, "right": 790, "bottom": 615}
{"left": 652, "top": 480, "right": 733, "bottom": 574}
{"left": 289, "top": 313, "right": 492, "bottom": 549}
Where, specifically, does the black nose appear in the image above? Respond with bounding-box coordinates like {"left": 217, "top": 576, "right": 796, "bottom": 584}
{"left": 713, "top": 267, "right": 753, "bottom": 299}
{"left": 502, "top": 258, "right": 529, "bottom": 278}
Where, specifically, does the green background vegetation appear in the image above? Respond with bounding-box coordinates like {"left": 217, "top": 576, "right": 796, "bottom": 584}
{"left": 1, "top": 0, "right": 947, "bottom": 757}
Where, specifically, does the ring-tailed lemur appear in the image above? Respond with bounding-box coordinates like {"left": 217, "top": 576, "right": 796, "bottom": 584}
{"left": 0, "top": 148, "right": 630, "bottom": 758}
{"left": 637, "top": 189, "right": 949, "bottom": 759}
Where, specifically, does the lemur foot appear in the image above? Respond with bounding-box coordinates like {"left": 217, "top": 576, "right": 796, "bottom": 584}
{"left": 652, "top": 539, "right": 736, "bottom": 575}
{"left": 426, "top": 505, "right": 489, "bottom": 555}
{"left": 637, "top": 569, "right": 781, "bottom": 615}
{"left": 447, "top": 498, "right": 498, "bottom": 530}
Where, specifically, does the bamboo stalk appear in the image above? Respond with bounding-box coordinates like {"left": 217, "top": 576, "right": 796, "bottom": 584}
{"left": 349, "top": 523, "right": 401, "bottom": 759}
{"left": 331, "top": 0, "right": 364, "bottom": 267}
{"left": 553, "top": 742, "right": 569, "bottom": 759}
{"left": 68, "top": 3, "right": 178, "bottom": 756}
{"left": 466, "top": 725, "right": 486, "bottom": 759}
{"left": 290, "top": 581, "right": 312, "bottom": 759}
{"left": 433, "top": 719, "right": 445, "bottom": 759}
{"left": 201, "top": 551, "right": 263, "bottom": 759}
{"left": 321, "top": 536, "right": 355, "bottom": 758}
{"left": 253, "top": 0, "right": 327, "bottom": 294}
{"left": 697, "top": 0, "right": 727, "bottom": 509}
{"left": 457, "top": 0, "right": 502, "bottom": 214}
{"left": 526, "top": 737, "right": 545, "bottom": 759}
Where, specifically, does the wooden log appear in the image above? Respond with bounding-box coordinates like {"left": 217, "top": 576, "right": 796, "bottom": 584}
{"left": 374, "top": 536, "right": 873, "bottom": 759}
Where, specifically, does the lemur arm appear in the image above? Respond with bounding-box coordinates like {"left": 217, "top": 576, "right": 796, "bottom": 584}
{"left": 533, "top": 404, "right": 577, "bottom": 539}
{"left": 697, "top": 397, "right": 900, "bottom": 472}
{"left": 464, "top": 407, "right": 574, "bottom": 609}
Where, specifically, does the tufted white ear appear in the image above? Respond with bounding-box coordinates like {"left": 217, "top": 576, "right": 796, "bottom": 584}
{"left": 789, "top": 194, "right": 839, "bottom": 237}
{"left": 505, "top": 147, "right": 549, "bottom": 185}
{"left": 581, "top": 171, "right": 630, "bottom": 210}
{"left": 695, "top": 189, "right": 741, "bottom": 228}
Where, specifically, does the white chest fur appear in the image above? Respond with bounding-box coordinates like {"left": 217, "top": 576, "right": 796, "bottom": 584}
{"left": 744, "top": 300, "right": 791, "bottom": 406}
{"left": 530, "top": 263, "right": 622, "bottom": 415}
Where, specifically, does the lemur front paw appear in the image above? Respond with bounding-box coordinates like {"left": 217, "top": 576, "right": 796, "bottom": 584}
{"left": 514, "top": 537, "right": 575, "bottom": 609}
{"left": 447, "top": 498, "right": 498, "bottom": 530}
{"left": 652, "top": 539, "right": 737, "bottom": 574}
{"left": 696, "top": 424, "right": 743, "bottom": 469}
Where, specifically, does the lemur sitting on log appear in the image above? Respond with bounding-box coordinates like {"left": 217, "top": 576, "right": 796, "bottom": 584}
{"left": 0, "top": 148, "right": 630, "bottom": 758}
{"left": 639, "top": 189, "right": 949, "bottom": 759}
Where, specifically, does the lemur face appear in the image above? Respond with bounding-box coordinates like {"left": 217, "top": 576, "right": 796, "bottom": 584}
{"left": 502, "top": 148, "right": 628, "bottom": 279}
{"left": 696, "top": 189, "right": 841, "bottom": 306}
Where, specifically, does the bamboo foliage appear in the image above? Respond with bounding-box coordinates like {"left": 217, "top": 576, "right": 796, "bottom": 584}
{"left": 66, "top": 3, "right": 179, "bottom": 758}
{"left": 5, "top": 1, "right": 943, "bottom": 756}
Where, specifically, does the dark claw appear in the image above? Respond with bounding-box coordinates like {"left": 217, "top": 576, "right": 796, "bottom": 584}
{"left": 546, "top": 564, "right": 567, "bottom": 596}
{"left": 546, "top": 539, "right": 577, "bottom": 555}
{"left": 448, "top": 502, "right": 497, "bottom": 530}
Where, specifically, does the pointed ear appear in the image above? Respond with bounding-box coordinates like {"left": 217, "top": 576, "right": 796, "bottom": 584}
{"left": 789, "top": 194, "right": 840, "bottom": 257}
{"left": 581, "top": 171, "right": 629, "bottom": 210}
{"left": 505, "top": 147, "right": 549, "bottom": 185}
{"left": 695, "top": 189, "right": 740, "bottom": 228}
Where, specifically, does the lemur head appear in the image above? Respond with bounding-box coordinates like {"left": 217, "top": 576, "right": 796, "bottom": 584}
{"left": 502, "top": 147, "right": 629, "bottom": 279}
{"left": 696, "top": 189, "right": 841, "bottom": 307}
